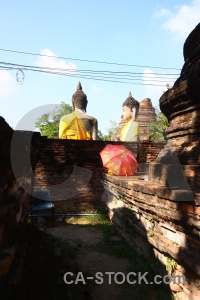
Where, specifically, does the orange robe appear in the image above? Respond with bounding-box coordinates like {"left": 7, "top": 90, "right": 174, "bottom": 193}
{"left": 59, "top": 112, "right": 91, "bottom": 140}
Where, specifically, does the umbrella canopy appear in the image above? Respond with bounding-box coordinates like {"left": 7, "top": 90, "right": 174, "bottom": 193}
{"left": 100, "top": 144, "right": 138, "bottom": 176}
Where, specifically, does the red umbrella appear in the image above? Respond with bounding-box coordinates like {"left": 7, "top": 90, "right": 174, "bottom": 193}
{"left": 100, "top": 144, "right": 138, "bottom": 176}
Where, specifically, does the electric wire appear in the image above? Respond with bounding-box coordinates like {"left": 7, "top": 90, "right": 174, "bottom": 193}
{"left": 0, "top": 62, "right": 178, "bottom": 86}
{"left": 0, "top": 48, "right": 181, "bottom": 71}
{"left": 0, "top": 61, "right": 179, "bottom": 76}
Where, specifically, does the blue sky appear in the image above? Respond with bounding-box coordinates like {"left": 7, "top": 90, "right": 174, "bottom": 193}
{"left": 0, "top": 0, "right": 199, "bottom": 134}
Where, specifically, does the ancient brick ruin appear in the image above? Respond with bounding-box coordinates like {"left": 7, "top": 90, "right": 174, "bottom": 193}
{"left": 113, "top": 96, "right": 156, "bottom": 141}
{"left": 32, "top": 136, "right": 163, "bottom": 213}
{"left": 0, "top": 119, "right": 164, "bottom": 298}
{"left": 0, "top": 117, "right": 31, "bottom": 298}
{"left": 0, "top": 22, "right": 200, "bottom": 300}
{"left": 102, "top": 23, "right": 200, "bottom": 299}
{"left": 136, "top": 98, "right": 156, "bottom": 141}
{"left": 149, "top": 22, "right": 200, "bottom": 188}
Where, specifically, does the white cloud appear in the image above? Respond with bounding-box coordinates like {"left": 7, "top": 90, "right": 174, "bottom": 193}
{"left": 0, "top": 70, "right": 16, "bottom": 97}
{"left": 142, "top": 68, "right": 176, "bottom": 105}
{"left": 155, "top": 0, "right": 200, "bottom": 38}
{"left": 154, "top": 8, "right": 172, "bottom": 18}
{"left": 92, "top": 85, "right": 102, "bottom": 92}
{"left": 36, "top": 49, "right": 77, "bottom": 73}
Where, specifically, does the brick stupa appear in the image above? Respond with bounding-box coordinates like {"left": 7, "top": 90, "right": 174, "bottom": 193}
{"left": 136, "top": 98, "right": 156, "bottom": 141}
{"left": 112, "top": 96, "right": 156, "bottom": 141}
{"left": 149, "top": 23, "right": 200, "bottom": 193}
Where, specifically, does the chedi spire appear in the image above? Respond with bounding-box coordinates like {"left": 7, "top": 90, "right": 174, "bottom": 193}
{"left": 72, "top": 82, "right": 88, "bottom": 112}
{"left": 77, "top": 81, "right": 82, "bottom": 91}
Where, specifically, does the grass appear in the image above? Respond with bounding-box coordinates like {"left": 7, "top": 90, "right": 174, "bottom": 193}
{"left": 51, "top": 214, "right": 175, "bottom": 300}
{"left": 66, "top": 214, "right": 137, "bottom": 260}
{"left": 97, "top": 225, "right": 139, "bottom": 260}
{"left": 65, "top": 214, "right": 144, "bottom": 263}
{"left": 65, "top": 214, "right": 110, "bottom": 225}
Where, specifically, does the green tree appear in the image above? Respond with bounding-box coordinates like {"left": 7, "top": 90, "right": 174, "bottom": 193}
{"left": 103, "top": 120, "right": 119, "bottom": 140}
{"left": 162, "top": 83, "right": 172, "bottom": 94}
{"left": 147, "top": 112, "right": 168, "bottom": 141}
{"left": 36, "top": 103, "right": 118, "bottom": 140}
{"left": 98, "top": 130, "right": 105, "bottom": 141}
{"left": 35, "top": 102, "right": 72, "bottom": 138}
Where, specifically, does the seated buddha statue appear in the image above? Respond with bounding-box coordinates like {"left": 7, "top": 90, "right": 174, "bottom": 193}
{"left": 119, "top": 92, "right": 140, "bottom": 142}
{"left": 59, "top": 82, "right": 98, "bottom": 140}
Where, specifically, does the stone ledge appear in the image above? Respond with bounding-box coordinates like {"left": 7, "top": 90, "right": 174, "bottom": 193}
{"left": 101, "top": 177, "right": 200, "bottom": 298}
{"left": 102, "top": 173, "right": 200, "bottom": 207}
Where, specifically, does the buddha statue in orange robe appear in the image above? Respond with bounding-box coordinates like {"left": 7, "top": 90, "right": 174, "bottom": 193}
{"left": 59, "top": 82, "right": 98, "bottom": 140}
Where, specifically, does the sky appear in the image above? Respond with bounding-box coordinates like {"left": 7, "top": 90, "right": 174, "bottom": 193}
{"left": 0, "top": 0, "right": 199, "bottom": 135}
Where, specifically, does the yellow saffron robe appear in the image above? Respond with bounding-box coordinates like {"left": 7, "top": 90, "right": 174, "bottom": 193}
{"left": 120, "top": 119, "right": 139, "bottom": 141}
{"left": 107, "top": 120, "right": 139, "bottom": 174}
{"left": 59, "top": 112, "right": 91, "bottom": 140}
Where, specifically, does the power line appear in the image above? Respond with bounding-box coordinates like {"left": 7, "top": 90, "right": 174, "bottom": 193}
{"left": 0, "top": 62, "right": 179, "bottom": 79}
{"left": 0, "top": 62, "right": 177, "bottom": 86}
{"left": 0, "top": 62, "right": 180, "bottom": 76}
{"left": 0, "top": 48, "right": 181, "bottom": 71}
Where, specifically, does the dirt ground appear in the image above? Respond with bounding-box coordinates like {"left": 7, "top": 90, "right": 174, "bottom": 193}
{"left": 11, "top": 217, "right": 174, "bottom": 300}
{"left": 46, "top": 224, "right": 134, "bottom": 300}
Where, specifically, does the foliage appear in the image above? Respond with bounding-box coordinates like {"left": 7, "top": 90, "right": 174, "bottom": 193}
{"left": 166, "top": 257, "right": 177, "bottom": 275}
{"left": 35, "top": 102, "right": 72, "bottom": 138}
{"left": 103, "top": 120, "right": 119, "bottom": 140}
{"left": 147, "top": 215, "right": 154, "bottom": 223}
{"left": 35, "top": 101, "right": 118, "bottom": 141}
{"left": 162, "top": 83, "right": 172, "bottom": 93}
{"left": 147, "top": 112, "right": 168, "bottom": 141}
{"left": 147, "top": 231, "right": 154, "bottom": 237}
{"left": 166, "top": 83, "right": 171, "bottom": 90}
{"left": 65, "top": 214, "right": 110, "bottom": 225}
{"left": 97, "top": 121, "right": 119, "bottom": 141}
{"left": 98, "top": 130, "right": 105, "bottom": 141}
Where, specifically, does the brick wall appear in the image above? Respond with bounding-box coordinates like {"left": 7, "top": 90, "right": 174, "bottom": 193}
{"left": 101, "top": 174, "right": 200, "bottom": 299}
{"left": 32, "top": 134, "right": 165, "bottom": 214}
{"left": 0, "top": 118, "right": 30, "bottom": 298}
{"left": 0, "top": 123, "right": 165, "bottom": 296}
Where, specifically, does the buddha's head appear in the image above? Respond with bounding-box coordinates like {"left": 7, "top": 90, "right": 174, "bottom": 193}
{"left": 72, "top": 82, "right": 88, "bottom": 112}
{"left": 122, "top": 92, "right": 139, "bottom": 121}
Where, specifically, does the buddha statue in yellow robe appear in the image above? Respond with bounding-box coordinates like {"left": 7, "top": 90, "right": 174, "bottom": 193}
{"left": 120, "top": 92, "right": 140, "bottom": 142}
{"left": 59, "top": 82, "right": 98, "bottom": 140}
